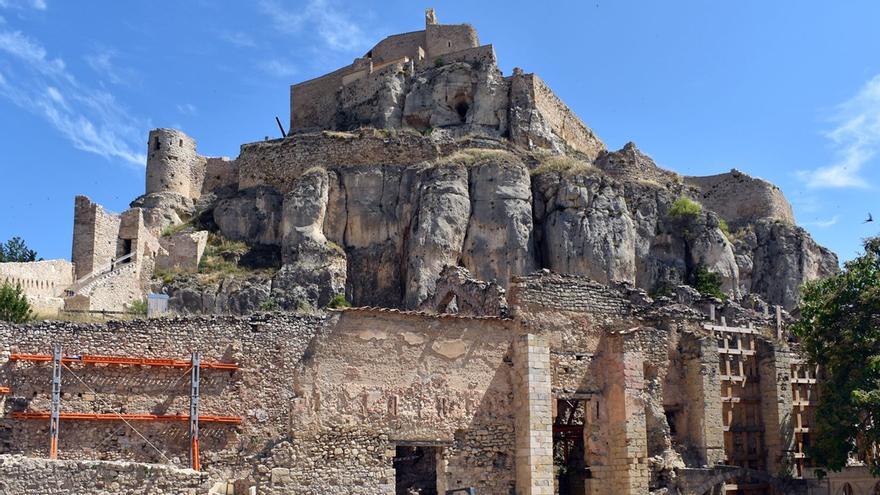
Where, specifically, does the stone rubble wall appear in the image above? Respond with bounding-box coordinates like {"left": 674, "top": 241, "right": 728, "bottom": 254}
{"left": 0, "top": 455, "right": 209, "bottom": 494}
{"left": 202, "top": 157, "right": 239, "bottom": 195}
{"left": 508, "top": 272, "right": 633, "bottom": 317}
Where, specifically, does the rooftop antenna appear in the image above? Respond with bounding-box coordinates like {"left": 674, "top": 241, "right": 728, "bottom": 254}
{"left": 275, "top": 116, "right": 287, "bottom": 138}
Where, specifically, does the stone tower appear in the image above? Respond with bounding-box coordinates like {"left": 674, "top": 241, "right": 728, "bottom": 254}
{"left": 145, "top": 128, "right": 205, "bottom": 200}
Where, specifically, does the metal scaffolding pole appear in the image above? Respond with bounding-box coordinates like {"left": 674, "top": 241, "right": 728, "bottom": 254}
{"left": 189, "top": 351, "right": 201, "bottom": 471}
{"left": 49, "top": 344, "right": 62, "bottom": 459}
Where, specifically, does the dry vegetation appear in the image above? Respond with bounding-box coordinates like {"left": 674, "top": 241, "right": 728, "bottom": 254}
{"left": 438, "top": 148, "right": 519, "bottom": 166}
{"left": 530, "top": 154, "right": 599, "bottom": 176}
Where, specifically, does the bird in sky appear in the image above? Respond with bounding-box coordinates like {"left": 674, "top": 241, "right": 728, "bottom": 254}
{"left": 865, "top": 212, "right": 874, "bottom": 223}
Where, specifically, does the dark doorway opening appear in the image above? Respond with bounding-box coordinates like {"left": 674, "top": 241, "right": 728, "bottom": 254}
{"left": 554, "top": 399, "right": 589, "bottom": 494}
{"left": 122, "top": 239, "right": 133, "bottom": 262}
{"left": 394, "top": 446, "right": 438, "bottom": 495}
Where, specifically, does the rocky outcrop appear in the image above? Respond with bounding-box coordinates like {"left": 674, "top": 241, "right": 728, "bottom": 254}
{"left": 279, "top": 168, "right": 346, "bottom": 307}
{"left": 214, "top": 186, "right": 282, "bottom": 245}
{"left": 163, "top": 136, "right": 836, "bottom": 313}
{"left": 686, "top": 169, "right": 795, "bottom": 226}
{"left": 461, "top": 157, "right": 538, "bottom": 285}
{"left": 533, "top": 171, "right": 637, "bottom": 284}
{"left": 735, "top": 220, "right": 839, "bottom": 309}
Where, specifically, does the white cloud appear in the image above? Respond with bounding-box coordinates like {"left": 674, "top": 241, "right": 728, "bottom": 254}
{"left": 804, "top": 215, "right": 839, "bottom": 228}
{"left": 259, "top": 0, "right": 367, "bottom": 52}
{"left": 176, "top": 103, "right": 197, "bottom": 116}
{"left": 0, "top": 0, "right": 46, "bottom": 10}
{"left": 798, "top": 74, "right": 880, "bottom": 189}
{"left": 0, "top": 28, "right": 146, "bottom": 167}
{"left": 258, "top": 58, "right": 297, "bottom": 78}
{"left": 84, "top": 49, "right": 136, "bottom": 85}
{"left": 220, "top": 31, "right": 256, "bottom": 48}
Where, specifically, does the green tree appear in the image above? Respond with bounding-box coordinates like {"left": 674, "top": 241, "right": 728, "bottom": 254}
{"left": 792, "top": 237, "right": 880, "bottom": 475}
{"left": 0, "top": 282, "right": 33, "bottom": 323}
{"left": 0, "top": 236, "right": 39, "bottom": 262}
{"left": 691, "top": 265, "right": 726, "bottom": 301}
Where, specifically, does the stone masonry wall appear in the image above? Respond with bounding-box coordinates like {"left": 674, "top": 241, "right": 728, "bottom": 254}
{"left": 0, "top": 455, "right": 209, "bottom": 494}
{"left": 425, "top": 23, "right": 479, "bottom": 61}
{"left": 0, "top": 259, "right": 74, "bottom": 315}
{"left": 72, "top": 195, "right": 121, "bottom": 279}
{"left": 530, "top": 74, "right": 605, "bottom": 160}
{"left": 288, "top": 308, "right": 517, "bottom": 495}
{"left": 236, "top": 131, "right": 440, "bottom": 192}
{"left": 508, "top": 272, "right": 633, "bottom": 317}
{"left": 0, "top": 309, "right": 519, "bottom": 494}
{"left": 0, "top": 260, "right": 73, "bottom": 298}
{"left": 146, "top": 129, "right": 207, "bottom": 200}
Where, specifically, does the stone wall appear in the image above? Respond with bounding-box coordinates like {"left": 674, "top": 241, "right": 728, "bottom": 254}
{"left": 236, "top": 131, "right": 440, "bottom": 192}
{"left": 530, "top": 74, "right": 605, "bottom": 160}
{"left": 0, "top": 260, "right": 73, "bottom": 298}
{"left": 369, "top": 30, "right": 425, "bottom": 65}
{"left": 0, "top": 309, "right": 520, "bottom": 494}
{"left": 156, "top": 231, "right": 208, "bottom": 273}
{"left": 425, "top": 23, "right": 479, "bottom": 61}
{"left": 146, "top": 129, "right": 207, "bottom": 200}
{"left": 508, "top": 272, "right": 633, "bottom": 317}
{"left": 0, "top": 259, "right": 74, "bottom": 314}
{"left": 0, "top": 455, "right": 209, "bottom": 494}
{"left": 685, "top": 169, "right": 795, "bottom": 226}
{"left": 202, "top": 157, "right": 239, "bottom": 195}
{"left": 72, "top": 195, "right": 122, "bottom": 279}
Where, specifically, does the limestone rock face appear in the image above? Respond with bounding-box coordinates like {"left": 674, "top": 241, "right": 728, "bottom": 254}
{"left": 171, "top": 136, "right": 837, "bottom": 313}
{"left": 684, "top": 213, "right": 740, "bottom": 295}
{"left": 278, "top": 168, "right": 347, "bottom": 308}
{"left": 130, "top": 191, "right": 195, "bottom": 233}
{"left": 534, "top": 172, "right": 636, "bottom": 284}
{"left": 403, "top": 163, "right": 471, "bottom": 308}
{"left": 214, "top": 186, "right": 282, "bottom": 245}
{"left": 403, "top": 61, "right": 508, "bottom": 133}
{"left": 461, "top": 158, "right": 538, "bottom": 285}
{"left": 738, "top": 220, "right": 839, "bottom": 309}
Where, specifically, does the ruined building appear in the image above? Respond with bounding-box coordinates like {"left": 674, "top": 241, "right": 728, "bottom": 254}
{"left": 0, "top": 8, "right": 862, "bottom": 495}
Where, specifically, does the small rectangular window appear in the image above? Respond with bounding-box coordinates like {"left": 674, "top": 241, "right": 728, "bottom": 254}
{"left": 154, "top": 137, "right": 160, "bottom": 150}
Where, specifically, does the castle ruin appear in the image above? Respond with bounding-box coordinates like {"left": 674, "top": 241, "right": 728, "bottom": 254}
{"left": 0, "top": 8, "right": 859, "bottom": 495}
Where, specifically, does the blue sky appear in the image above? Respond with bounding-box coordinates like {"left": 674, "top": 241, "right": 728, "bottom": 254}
{"left": 0, "top": 0, "right": 878, "bottom": 262}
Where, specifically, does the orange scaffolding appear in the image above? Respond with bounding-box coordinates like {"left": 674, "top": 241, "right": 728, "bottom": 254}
{"left": 9, "top": 348, "right": 241, "bottom": 470}
{"left": 9, "top": 353, "right": 238, "bottom": 370}
{"left": 12, "top": 411, "right": 242, "bottom": 424}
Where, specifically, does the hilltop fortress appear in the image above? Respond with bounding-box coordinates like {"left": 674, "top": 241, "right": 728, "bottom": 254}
{"left": 0, "top": 9, "right": 859, "bottom": 495}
